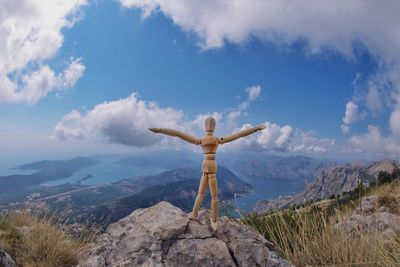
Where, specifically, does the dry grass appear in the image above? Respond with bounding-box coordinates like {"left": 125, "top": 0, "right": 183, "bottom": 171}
{"left": 373, "top": 181, "right": 400, "bottom": 215}
{"left": 0, "top": 213, "right": 87, "bottom": 267}
{"left": 243, "top": 180, "right": 400, "bottom": 267}
{"left": 258, "top": 210, "right": 399, "bottom": 266}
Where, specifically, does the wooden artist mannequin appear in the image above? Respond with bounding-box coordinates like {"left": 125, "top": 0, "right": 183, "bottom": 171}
{"left": 149, "top": 117, "right": 266, "bottom": 230}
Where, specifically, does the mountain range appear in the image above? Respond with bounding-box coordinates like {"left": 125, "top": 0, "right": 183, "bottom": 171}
{"left": 254, "top": 159, "right": 399, "bottom": 213}
{"left": 21, "top": 166, "right": 251, "bottom": 227}
{"left": 227, "top": 155, "right": 331, "bottom": 181}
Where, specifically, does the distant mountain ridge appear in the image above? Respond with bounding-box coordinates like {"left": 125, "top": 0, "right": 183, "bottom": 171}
{"left": 16, "top": 165, "right": 251, "bottom": 227}
{"left": 255, "top": 159, "right": 399, "bottom": 213}
{"left": 89, "top": 166, "right": 252, "bottom": 226}
{"left": 228, "top": 155, "right": 332, "bottom": 181}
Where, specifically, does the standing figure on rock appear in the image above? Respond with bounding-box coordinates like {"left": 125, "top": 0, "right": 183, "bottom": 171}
{"left": 149, "top": 117, "right": 266, "bottom": 230}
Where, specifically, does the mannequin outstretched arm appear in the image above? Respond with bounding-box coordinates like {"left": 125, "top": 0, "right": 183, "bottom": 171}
{"left": 149, "top": 128, "right": 201, "bottom": 145}
{"left": 219, "top": 125, "right": 266, "bottom": 144}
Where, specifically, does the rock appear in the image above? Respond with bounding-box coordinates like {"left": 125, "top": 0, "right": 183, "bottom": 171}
{"left": 341, "top": 212, "right": 400, "bottom": 235}
{"left": 255, "top": 159, "right": 399, "bottom": 214}
{"left": 254, "top": 196, "right": 294, "bottom": 214}
{"left": 255, "top": 164, "right": 366, "bottom": 214}
{"left": 358, "top": 195, "right": 380, "bottom": 213}
{"left": 77, "top": 201, "right": 292, "bottom": 267}
{"left": 366, "top": 158, "right": 398, "bottom": 177}
{"left": 0, "top": 249, "right": 16, "bottom": 267}
{"left": 166, "top": 238, "right": 235, "bottom": 266}
{"left": 267, "top": 251, "right": 291, "bottom": 267}
{"left": 340, "top": 195, "right": 400, "bottom": 236}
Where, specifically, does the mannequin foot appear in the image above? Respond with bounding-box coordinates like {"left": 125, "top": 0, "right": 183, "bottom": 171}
{"left": 188, "top": 212, "right": 198, "bottom": 220}
{"left": 210, "top": 218, "right": 219, "bottom": 231}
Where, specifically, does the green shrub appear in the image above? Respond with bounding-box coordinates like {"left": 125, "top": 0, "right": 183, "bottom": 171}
{"left": 378, "top": 171, "right": 394, "bottom": 184}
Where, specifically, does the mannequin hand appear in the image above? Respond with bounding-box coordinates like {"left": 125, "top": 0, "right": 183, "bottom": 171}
{"left": 256, "top": 125, "right": 266, "bottom": 131}
{"left": 149, "top": 128, "right": 160, "bottom": 133}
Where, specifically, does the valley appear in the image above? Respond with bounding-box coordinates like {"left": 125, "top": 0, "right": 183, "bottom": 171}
{"left": 0, "top": 152, "right": 327, "bottom": 227}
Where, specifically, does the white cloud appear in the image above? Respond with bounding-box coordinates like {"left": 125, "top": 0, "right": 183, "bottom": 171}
{"left": 224, "top": 122, "right": 334, "bottom": 154}
{"left": 343, "top": 101, "right": 362, "bottom": 125}
{"left": 19, "top": 58, "right": 85, "bottom": 104}
{"left": 53, "top": 93, "right": 187, "bottom": 147}
{"left": 348, "top": 125, "right": 400, "bottom": 157}
{"left": 352, "top": 71, "right": 393, "bottom": 114}
{"left": 0, "top": 0, "right": 87, "bottom": 104}
{"left": 119, "top": 0, "right": 400, "bottom": 61}
{"left": 226, "top": 110, "right": 242, "bottom": 129}
{"left": 367, "top": 85, "right": 383, "bottom": 113}
{"left": 341, "top": 101, "right": 365, "bottom": 133}
{"left": 121, "top": 0, "right": 400, "bottom": 157}
{"left": 246, "top": 85, "right": 261, "bottom": 102}
{"left": 389, "top": 108, "right": 400, "bottom": 137}
{"left": 227, "top": 85, "right": 262, "bottom": 128}
{"left": 54, "top": 92, "right": 333, "bottom": 154}
{"left": 341, "top": 124, "right": 350, "bottom": 134}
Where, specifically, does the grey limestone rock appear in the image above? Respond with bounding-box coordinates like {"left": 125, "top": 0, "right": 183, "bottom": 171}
{"left": 0, "top": 249, "right": 16, "bottom": 267}
{"left": 77, "top": 201, "right": 293, "bottom": 267}
{"left": 255, "top": 159, "right": 398, "bottom": 214}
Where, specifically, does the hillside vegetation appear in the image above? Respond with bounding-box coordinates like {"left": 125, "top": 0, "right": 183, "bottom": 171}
{"left": 0, "top": 213, "right": 87, "bottom": 266}
{"left": 243, "top": 168, "right": 400, "bottom": 267}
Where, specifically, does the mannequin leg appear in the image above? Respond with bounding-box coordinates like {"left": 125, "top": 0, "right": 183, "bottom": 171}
{"left": 189, "top": 173, "right": 208, "bottom": 220}
{"left": 208, "top": 173, "right": 219, "bottom": 230}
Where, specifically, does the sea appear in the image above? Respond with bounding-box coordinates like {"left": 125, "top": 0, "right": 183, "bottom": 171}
{"left": 232, "top": 173, "right": 306, "bottom": 212}
{"left": 0, "top": 155, "right": 306, "bottom": 212}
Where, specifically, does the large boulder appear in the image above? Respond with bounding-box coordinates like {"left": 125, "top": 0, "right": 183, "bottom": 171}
{"left": 77, "top": 201, "right": 292, "bottom": 267}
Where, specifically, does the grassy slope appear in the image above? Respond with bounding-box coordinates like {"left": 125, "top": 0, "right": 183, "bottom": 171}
{"left": 0, "top": 213, "right": 88, "bottom": 267}
{"left": 243, "top": 171, "right": 400, "bottom": 267}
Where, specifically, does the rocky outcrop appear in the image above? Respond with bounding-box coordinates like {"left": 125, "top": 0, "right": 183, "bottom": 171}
{"left": 77, "top": 202, "right": 292, "bottom": 267}
{"left": 255, "top": 164, "right": 365, "bottom": 213}
{"left": 366, "top": 159, "right": 398, "bottom": 177}
{"left": 0, "top": 249, "right": 16, "bottom": 267}
{"left": 255, "top": 159, "right": 398, "bottom": 214}
{"left": 340, "top": 194, "right": 400, "bottom": 235}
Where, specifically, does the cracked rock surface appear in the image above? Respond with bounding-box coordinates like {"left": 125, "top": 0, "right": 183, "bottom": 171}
{"left": 77, "top": 202, "right": 292, "bottom": 267}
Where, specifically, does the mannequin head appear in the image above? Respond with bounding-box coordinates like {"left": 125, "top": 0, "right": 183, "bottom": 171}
{"left": 204, "top": 116, "right": 216, "bottom": 134}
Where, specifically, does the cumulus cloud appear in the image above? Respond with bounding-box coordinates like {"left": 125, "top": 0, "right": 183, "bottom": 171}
{"left": 120, "top": 0, "right": 400, "bottom": 156}
{"left": 119, "top": 0, "right": 400, "bottom": 59}
{"left": 341, "top": 101, "right": 365, "bottom": 133}
{"left": 224, "top": 122, "right": 334, "bottom": 154}
{"left": 54, "top": 91, "right": 334, "bottom": 154}
{"left": 343, "top": 101, "right": 363, "bottom": 125}
{"left": 53, "top": 94, "right": 186, "bottom": 147}
{"left": 348, "top": 125, "right": 400, "bottom": 157}
{"left": 0, "top": 0, "right": 87, "bottom": 104}
{"left": 347, "top": 70, "right": 400, "bottom": 152}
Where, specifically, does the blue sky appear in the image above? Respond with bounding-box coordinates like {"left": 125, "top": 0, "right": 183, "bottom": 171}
{"left": 1, "top": 0, "right": 399, "bottom": 160}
